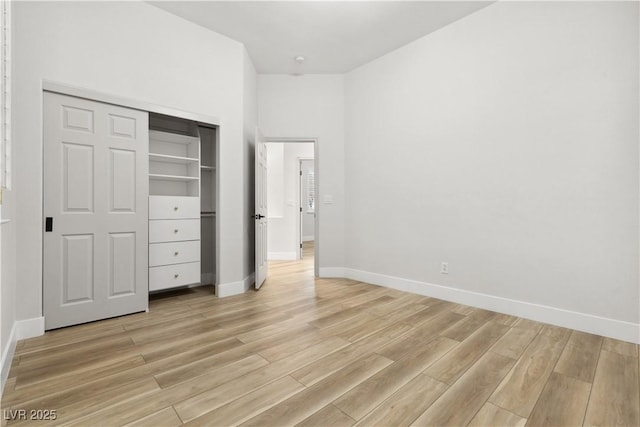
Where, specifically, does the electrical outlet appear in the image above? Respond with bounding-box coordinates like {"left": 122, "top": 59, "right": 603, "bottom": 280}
{"left": 441, "top": 262, "right": 449, "bottom": 274}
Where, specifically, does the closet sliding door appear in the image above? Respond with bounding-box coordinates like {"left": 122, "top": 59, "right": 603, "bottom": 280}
{"left": 43, "top": 92, "right": 149, "bottom": 330}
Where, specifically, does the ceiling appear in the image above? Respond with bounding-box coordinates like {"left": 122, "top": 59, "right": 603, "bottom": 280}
{"left": 150, "top": 1, "right": 492, "bottom": 74}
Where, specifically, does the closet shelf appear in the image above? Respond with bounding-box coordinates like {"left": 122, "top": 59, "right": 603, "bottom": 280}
{"left": 149, "top": 130, "right": 200, "bottom": 145}
{"left": 200, "top": 166, "right": 216, "bottom": 171}
{"left": 149, "top": 174, "right": 199, "bottom": 182}
{"left": 150, "top": 153, "right": 199, "bottom": 164}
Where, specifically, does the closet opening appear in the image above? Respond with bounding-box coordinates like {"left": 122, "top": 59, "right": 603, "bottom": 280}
{"left": 149, "top": 113, "right": 219, "bottom": 293}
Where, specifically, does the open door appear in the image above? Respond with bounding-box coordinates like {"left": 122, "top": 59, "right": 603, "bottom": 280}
{"left": 254, "top": 130, "right": 267, "bottom": 289}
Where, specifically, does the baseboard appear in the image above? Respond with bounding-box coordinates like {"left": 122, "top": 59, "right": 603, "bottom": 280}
{"left": 268, "top": 252, "right": 297, "bottom": 260}
{"left": 319, "top": 267, "right": 346, "bottom": 278}
{"left": 303, "top": 236, "right": 314, "bottom": 242}
{"left": 243, "top": 273, "right": 255, "bottom": 293}
{"left": 16, "top": 317, "right": 45, "bottom": 340}
{"left": 0, "top": 322, "right": 17, "bottom": 399}
{"left": 216, "top": 273, "right": 255, "bottom": 298}
{"left": 343, "top": 268, "right": 640, "bottom": 344}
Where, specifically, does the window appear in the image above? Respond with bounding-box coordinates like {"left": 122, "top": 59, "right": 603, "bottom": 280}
{"left": 1, "top": 0, "right": 11, "bottom": 189}
{"left": 306, "top": 170, "right": 315, "bottom": 212}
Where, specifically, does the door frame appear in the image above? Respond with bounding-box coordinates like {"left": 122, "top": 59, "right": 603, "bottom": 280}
{"left": 264, "top": 137, "right": 319, "bottom": 277}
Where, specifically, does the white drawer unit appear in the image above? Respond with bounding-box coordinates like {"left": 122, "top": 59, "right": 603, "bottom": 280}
{"left": 149, "top": 195, "right": 199, "bottom": 220}
{"left": 149, "top": 241, "right": 200, "bottom": 267}
{"left": 149, "top": 219, "right": 200, "bottom": 243}
{"left": 149, "top": 262, "right": 201, "bottom": 291}
{"left": 148, "top": 128, "right": 202, "bottom": 292}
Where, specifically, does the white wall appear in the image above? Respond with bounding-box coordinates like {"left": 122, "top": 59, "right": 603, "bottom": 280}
{"left": 12, "top": 1, "right": 249, "bottom": 327}
{"left": 344, "top": 2, "right": 639, "bottom": 341}
{"left": 258, "top": 75, "right": 345, "bottom": 269}
{"left": 267, "top": 143, "right": 314, "bottom": 259}
{"left": 301, "top": 159, "right": 315, "bottom": 241}
{"left": 266, "top": 143, "right": 285, "bottom": 218}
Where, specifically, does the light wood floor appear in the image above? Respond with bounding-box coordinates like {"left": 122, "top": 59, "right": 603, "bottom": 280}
{"left": 2, "top": 241, "right": 639, "bottom": 426}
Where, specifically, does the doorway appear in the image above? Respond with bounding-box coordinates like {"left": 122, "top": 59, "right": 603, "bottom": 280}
{"left": 263, "top": 138, "right": 318, "bottom": 277}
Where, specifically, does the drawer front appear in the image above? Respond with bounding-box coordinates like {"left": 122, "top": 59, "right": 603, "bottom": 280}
{"left": 149, "top": 241, "right": 200, "bottom": 267}
{"left": 149, "top": 262, "right": 201, "bottom": 291}
{"left": 149, "top": 196, "right": 199, "bottom": 219}
{"left": 149, "top": 219, "right": 200, "bottom": 243}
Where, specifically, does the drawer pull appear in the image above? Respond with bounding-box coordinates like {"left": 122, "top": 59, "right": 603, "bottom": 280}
{"left": 174, "top": 251, "right": 179, "bottom": 256}
{"left": 174, "top": 229, "right": 179, "bottom": 233}
{"left": 174, "top": 206, "right": 179, "bottom": 211}
{"left": 174, "top": 274, "right": 179, "bottom": 279}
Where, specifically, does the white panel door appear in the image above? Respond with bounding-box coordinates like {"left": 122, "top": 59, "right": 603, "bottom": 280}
{"left": 43, "top": 92, "right": 149, "bottom": 330}
{"left": 254, "top": 130, "right": 268, "bottom": 290}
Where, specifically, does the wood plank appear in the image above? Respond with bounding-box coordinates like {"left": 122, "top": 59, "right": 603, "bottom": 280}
{"left": 173, "top": 336, "right": 350, "bottom": 423}
{"left": 257, "top": 330, "right": 327, "bottom": 362}
{"left": 154, "top": 351, "right": 268, "bottom": 389}
{"left": 235, "top": 317, "right": 311, "bottom": 343}
{"left": 492, "top": 313, "right": 519, "bottom": 327}
{"left": 64, "top": 354, "right": 269, "bottom": 427}
{"left": 240, "top": 354, "right": 393, "bottom": 426}
{"left": 334, "top": 336, "right": 457, "bottom": 420}
{"left": 376, "top": 311, "right": 464, "bottom": 361}
{"left": 512, "top": 318, "right": 544, "bottom": 333}
{"left": 554, "top": 331, "right": 602, "bottom": 383}
{"left": 124, "top": 407, "right": 183, "bottom": 427}
{"left": 8, "top": 377, "right": 160, "bottom": 427}
{"left": 4, "top": 355, "right": 148, "bottom": 407}
{"left": 490, "top": 327, "right": 537, "bottom": 360}
{"left": 425, "top": 321, "right": 509, "bottom": 384}
{"left": 354, "top": 374, "right": 448, "bottom": 427}
{"left": 489, "top": 332, "right": 568, "bottom": 417}
{"left": 412, "top": 351, "right": 514, "bottom": 426}
{"left": 602, "top": 337, "right": 638, "bottom": 357}
{"left": 309, "top": 306, "right": 366, "bottom": 329}
{"left": 368, "top": 294, "right": 429, "bottom": 317}
{"left": 14, "top": 344, "right": 141, "bottom": 389}
{"left": 584, "top": 350, "right": 640, "bottom": 426}
{"left": 291, "top": 322, "right": 413, "bottom": 386}
{"left": 183, "top": 376, "right": 305, "bottom": 426}
{"left": 468, "top": 402, "right": 526, "bottom": 427}
{"left": 440, "top": 316, "right": 484, "bottom": 342}
{"left": 139, "top": 328, "right": 235, "bottom": 363}
{"left": 525, "top": 372, "right": 591, "bottom": 427}
{"left": 539, "top": 324, "right": 572, "bottom": 342}
{"left": 297, "top": 405, "right": 355, "bottom": 427}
